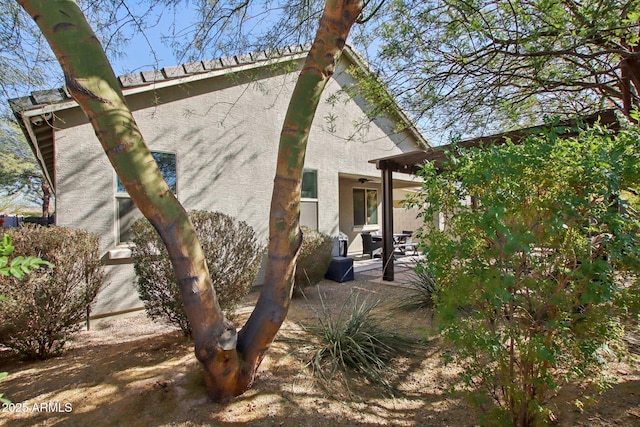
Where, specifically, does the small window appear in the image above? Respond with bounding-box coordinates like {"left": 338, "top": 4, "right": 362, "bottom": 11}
{"left": 300, "top": 169, "right": 318, "bottom": 229}
{"left": 116, "top": 152, "right": 176, "bottom": 244}
{"left": 353, "top": 188, "right": 378, "bottom": 226}
{"left": 117, "top": 198, "right": 139, "bottom": 243}
{"left": 117, "top": 152, "right": 177, "bottom": 194}
{"left": 301, "top": 169, "right": 317, "bottom": 199}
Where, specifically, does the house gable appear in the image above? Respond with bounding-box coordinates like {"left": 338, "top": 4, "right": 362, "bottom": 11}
{"left": 7, "top": 45, "right": 428, "bottom": 316}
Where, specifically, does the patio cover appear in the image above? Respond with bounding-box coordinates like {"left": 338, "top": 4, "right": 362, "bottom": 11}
{"left": 369, "top": 109, "right": 620, "bottom": 281}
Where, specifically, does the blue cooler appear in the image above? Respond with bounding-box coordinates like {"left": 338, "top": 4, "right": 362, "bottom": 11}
{"left": 325, "top": 256, "right": 354, "bottom": 283}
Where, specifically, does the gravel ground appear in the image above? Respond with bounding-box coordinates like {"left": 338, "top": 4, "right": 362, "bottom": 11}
{"left": 1, "top": 272, "right": 639, "bottom": 426}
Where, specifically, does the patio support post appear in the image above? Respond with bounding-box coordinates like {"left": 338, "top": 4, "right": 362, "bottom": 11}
{"left": 381, "top": 164, "right": 394, "bottom": 281}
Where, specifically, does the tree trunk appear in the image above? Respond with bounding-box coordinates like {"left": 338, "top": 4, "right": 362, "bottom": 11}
{"left": 17, "top": 0, "right": 363, "bottom": 401}
{"left": 18, "top": 0, "right": 233, "bottom": 399}
{"left": 620, "top": 30, "right": 640, "bottom": 120}
{"left": 624, "top": 56, "right": 640, "bottom": 120}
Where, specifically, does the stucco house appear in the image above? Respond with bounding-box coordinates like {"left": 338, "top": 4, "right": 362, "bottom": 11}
{"left": 9, "top": 45, "right": 428, "bottom": 318}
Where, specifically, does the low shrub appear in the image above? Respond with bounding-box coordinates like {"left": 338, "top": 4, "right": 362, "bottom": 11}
{"left": 294, "top": 226, "right": 333, "bottom": 288}
{"left": 0, "top": 226, "right": 105, "bottom": 359}
{"left": 305, "top": 293, "right": 417, "bottom": 394}
{"left": 1, "top": 234, "right": 52, "bottom": 403}
{"left": 131, "top": 210, "right": 263, "bottom": 336}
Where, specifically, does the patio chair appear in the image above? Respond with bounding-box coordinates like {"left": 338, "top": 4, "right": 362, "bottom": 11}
{"left": 361, "top": 231, "right": 382, "bottom": 258}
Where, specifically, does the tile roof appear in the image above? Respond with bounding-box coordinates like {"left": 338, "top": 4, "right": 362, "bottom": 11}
{"left": 9, "top": 44, "right": 310, "bottom": 113}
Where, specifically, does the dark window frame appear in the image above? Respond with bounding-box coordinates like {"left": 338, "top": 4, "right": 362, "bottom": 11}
{"left": 353, "top": 187, "right": 378, "bottom": 227}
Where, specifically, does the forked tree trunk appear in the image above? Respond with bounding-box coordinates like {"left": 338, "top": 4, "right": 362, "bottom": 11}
{"left": 18, "top": 0, "right": 363, "bottom": 401}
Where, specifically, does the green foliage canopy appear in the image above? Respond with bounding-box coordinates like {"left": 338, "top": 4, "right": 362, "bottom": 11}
{"left": 407, "top": 121, "right": 640, "bottom": 425}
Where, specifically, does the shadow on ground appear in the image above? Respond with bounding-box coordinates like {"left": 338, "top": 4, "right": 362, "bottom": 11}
{"left": 0, "top": 279, "right": 638, "bottom": 426}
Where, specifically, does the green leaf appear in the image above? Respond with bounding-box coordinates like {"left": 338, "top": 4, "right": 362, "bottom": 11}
{"left": 9, "top": 266, "right": 23, "bottom": 279}
{"left": 10, "top": 256, "right": 25, "bottom": 267}
{"left": 411, "top": 123, "right": 640, "bottom": 425}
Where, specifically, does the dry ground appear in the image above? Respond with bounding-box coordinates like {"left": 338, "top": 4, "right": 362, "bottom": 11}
{"left": 1, "top": 274, "right": 639, "bottom": 426}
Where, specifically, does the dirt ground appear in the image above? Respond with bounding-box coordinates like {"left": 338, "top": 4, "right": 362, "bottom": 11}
{"left": 1, "top": 273, "right": 639, "bottom": 427}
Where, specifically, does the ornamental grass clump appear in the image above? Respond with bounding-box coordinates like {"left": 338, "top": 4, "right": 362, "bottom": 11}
{"left": 131, "top": 210, "right": 263, "bottom": 336}
{"left": 0, "top": 226, "right": 104, "bottom": 359}
{"left": 406, "top": 123, "right": 640, "bottom": 426}
{"left": 305, "top": 293, "right": 417, "bottom": 394}
{"left": 396, "top": 264, "right": 437, "bottom": 311}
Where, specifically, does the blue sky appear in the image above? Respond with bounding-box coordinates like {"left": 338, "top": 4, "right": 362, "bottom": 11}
{"left": 107, "top": 9, "right": 188, "bottom": 76}
{"left": 106, "top": 2, "right": 276, "bottom": 77}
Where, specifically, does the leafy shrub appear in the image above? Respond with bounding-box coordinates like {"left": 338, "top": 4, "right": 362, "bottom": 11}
{"left": 131, "top": 210, "right": 263, "bottom": 336}
{"left": 0, "top": 226, "right": 104, "bottom": 359}
{"left": 406, "top": 124, "right": 640, "bottom": 426}
{"left": 305, "top": 293, "right": 417, "bottom": 394}
{"left": 0, "top": 234, "right": 51, "bottom": 279}
{"left": 294, "top": 226, "right": 333, "bottom": 288}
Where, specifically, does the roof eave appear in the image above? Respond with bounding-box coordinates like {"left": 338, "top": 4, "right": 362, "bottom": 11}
{"left": 370, "top": 109, "right": 621, "bottom": 174}
{"left": 340, "top": 46, "right": 431, "bottom": 149}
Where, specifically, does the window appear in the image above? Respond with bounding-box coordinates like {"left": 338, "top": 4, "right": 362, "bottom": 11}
{"left": 301, "top": 169, "right": 317, "bottom": 199}
{"left": 300, "top": 169, "right": 318, "bottom": 229}
{"left": 353, "top": 188, "right": 378, "bottom": 226}
{"left": 116, "top": 152, "right": 176, "bottom": 244}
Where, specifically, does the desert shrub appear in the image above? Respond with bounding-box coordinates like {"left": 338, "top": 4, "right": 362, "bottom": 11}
{"left": 0, "top": 234, "right": 51, "bottom": 280}
{"left": 0, "top": 226, "right": 104, "bottom": 359}
{"left": 406, "top": 123, "right": 640, "bottom": 426}
{"left": 131, "top": 210, "right": 263, "bottom": 336}
{"left": 396, "top": 264, "right": 437, "bottom": 311}
{"left": 294, "top": 226, "right": 333, "bottom": 288}
{"left": 305, "top": 293, "right": 417, "bottom": 394}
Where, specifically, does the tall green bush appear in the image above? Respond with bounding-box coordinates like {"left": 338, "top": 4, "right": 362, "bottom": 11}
{"left": 0, "top": 227, "right": 104, "bottom": 359}
{"left": 407, "top": 123, "right": 640, "bottom": 426}
{"left": 294, "top": 226, "right": 333, "bottom": 288}
{"left": 131, "top": 210, "right": 263, "bottom": 336}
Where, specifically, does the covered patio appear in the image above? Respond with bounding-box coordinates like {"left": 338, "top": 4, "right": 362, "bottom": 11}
{"left": 368, "top": 109, "right": 619, "bottom": 281}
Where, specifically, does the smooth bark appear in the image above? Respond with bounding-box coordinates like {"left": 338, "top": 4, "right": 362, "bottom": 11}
{"left": 18, "top": 0, "right": 234, "bottom": 401}
{"left": 17, "top": 0, "right": 363, "bottom": 401}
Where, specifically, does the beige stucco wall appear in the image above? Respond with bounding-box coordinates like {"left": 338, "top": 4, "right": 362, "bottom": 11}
{"left": 51, "top": 55, "right": 422, "bottom": 316}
